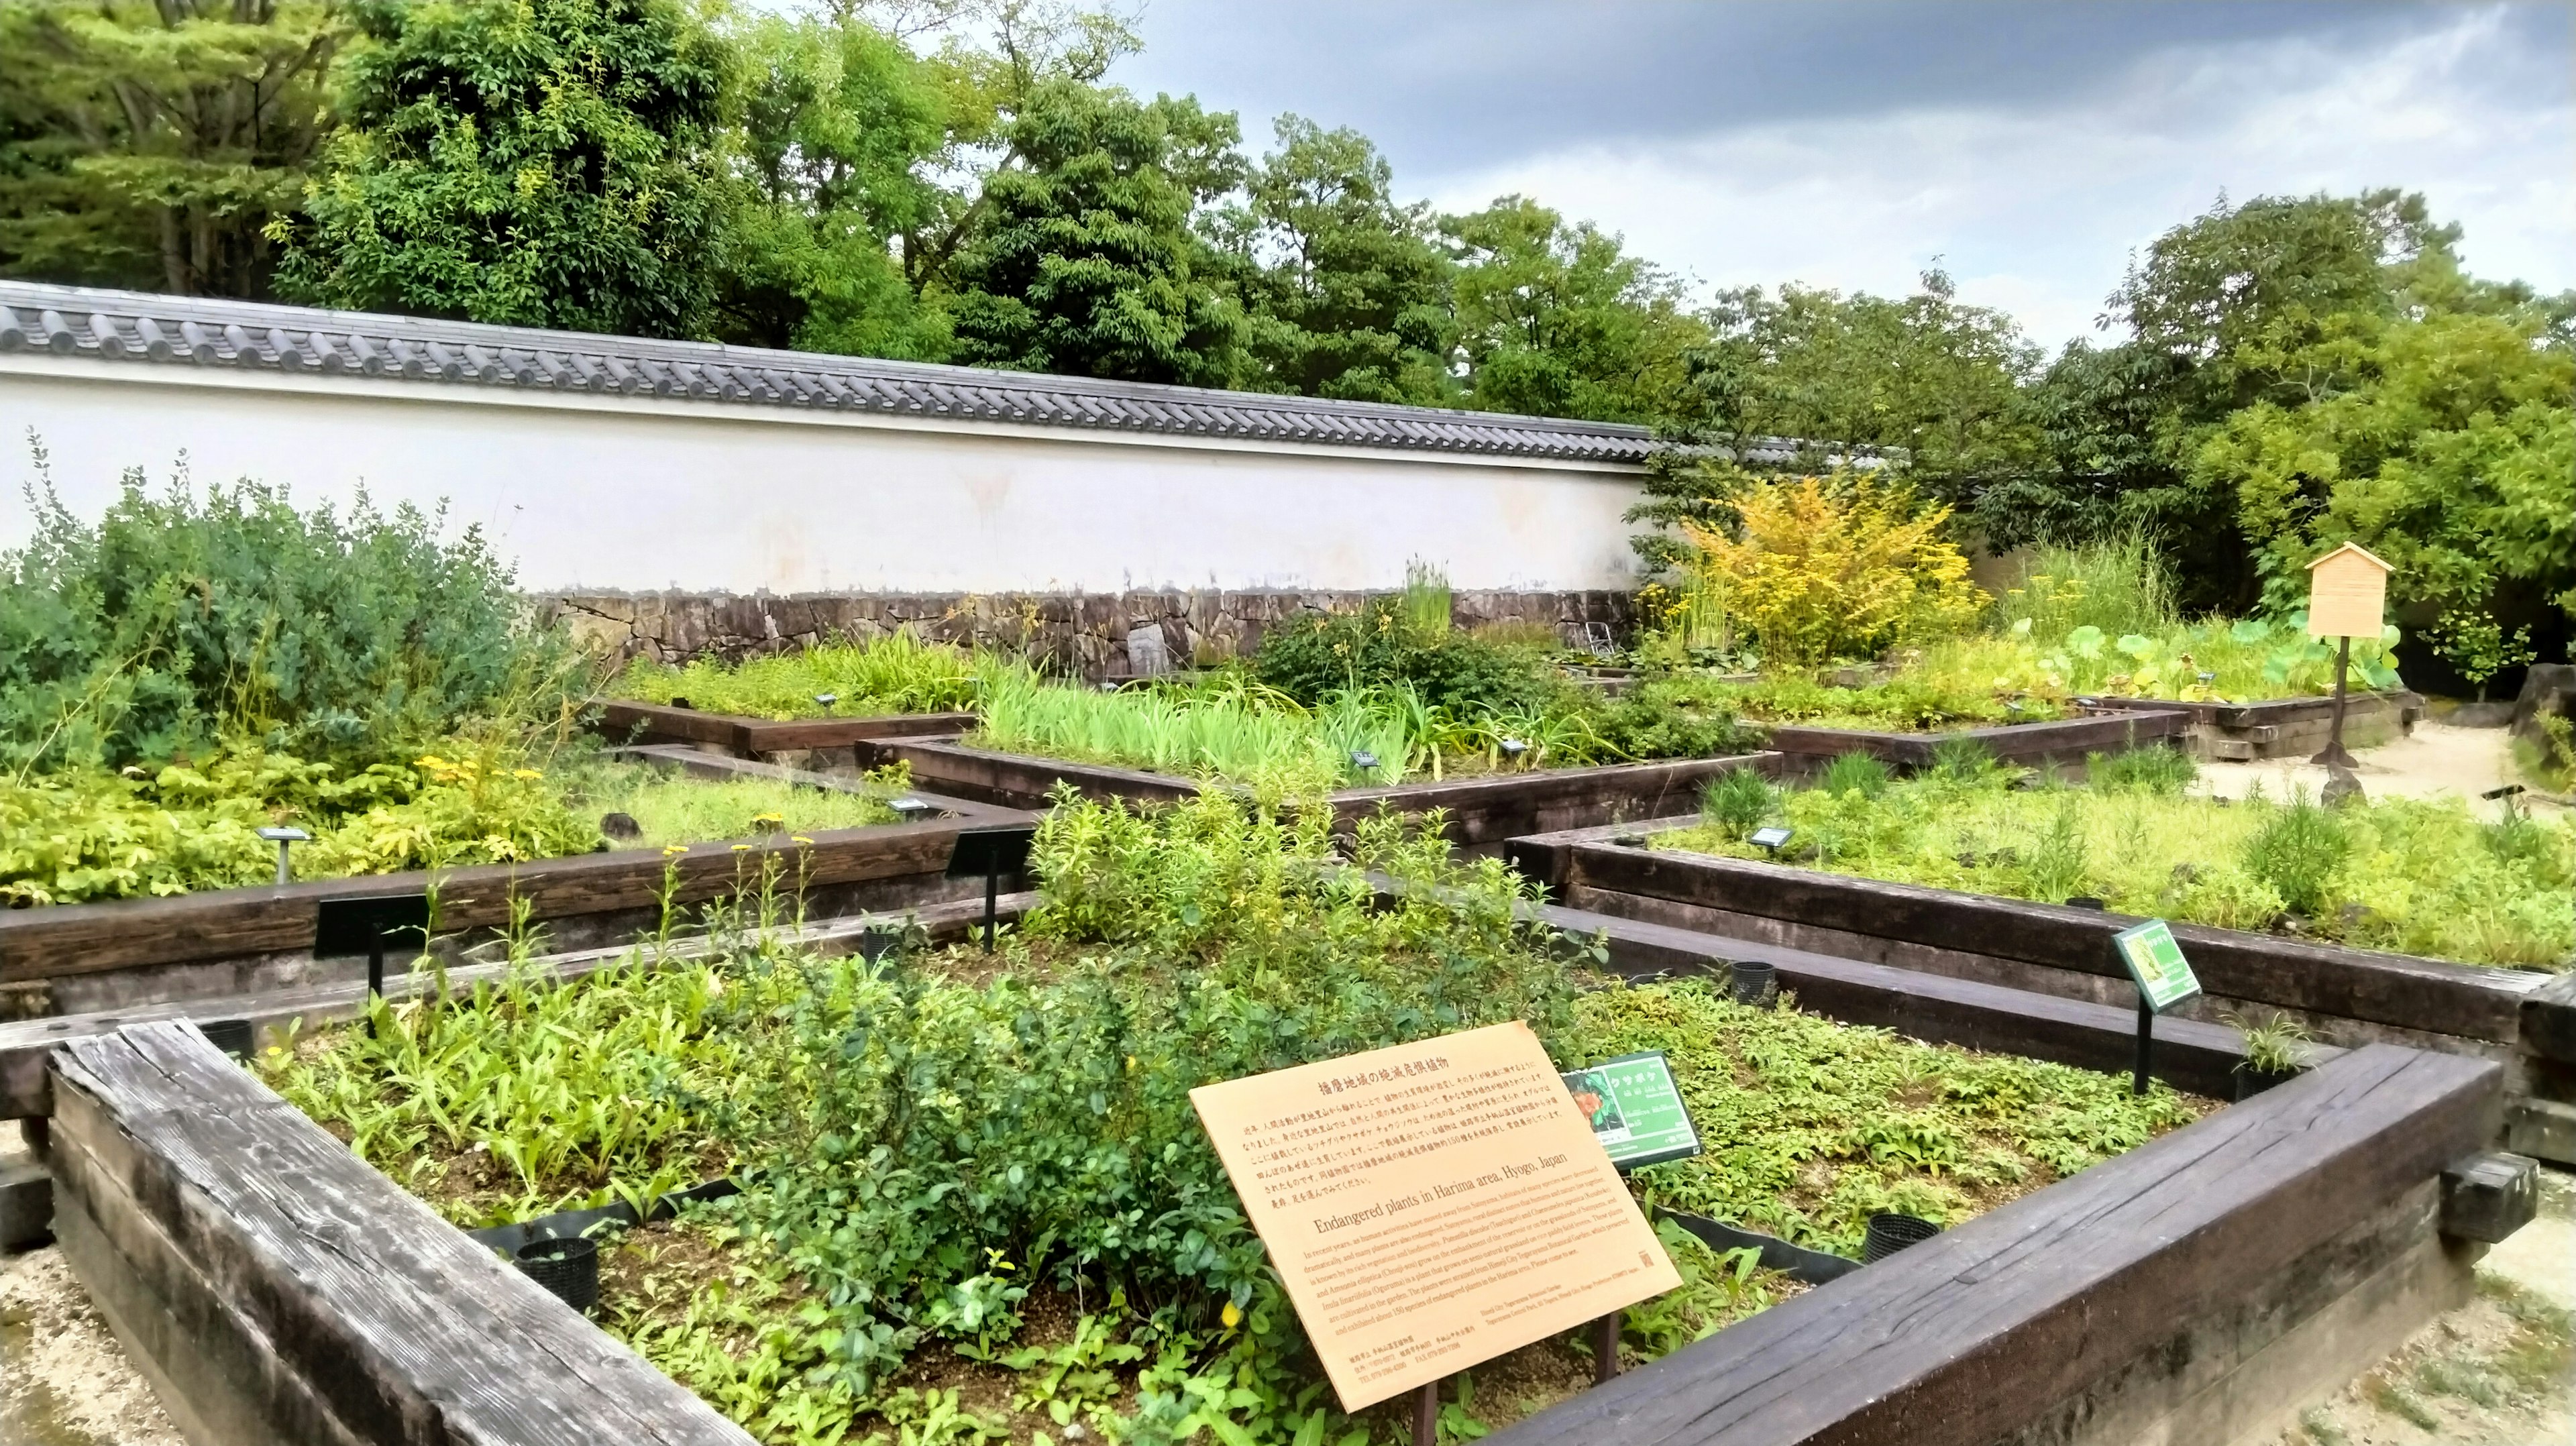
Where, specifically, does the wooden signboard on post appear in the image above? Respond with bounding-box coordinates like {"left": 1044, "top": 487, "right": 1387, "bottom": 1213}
{"left": 1189, "top": 1021, "right": 1679, "bottom": 1415}
{"left": 2306, "top": 543, "right": 2393, "bottom": 769}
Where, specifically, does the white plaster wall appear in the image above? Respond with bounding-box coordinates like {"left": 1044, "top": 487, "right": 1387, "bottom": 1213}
{"left": 0, "top": 359, "right": 1647, "bottom": 595}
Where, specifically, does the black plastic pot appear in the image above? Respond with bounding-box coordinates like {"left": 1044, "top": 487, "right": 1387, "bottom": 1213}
{"left": 2232, "top": 1063, "right": 2304, "bottom": 1101}
{"left": 513, "top": 1234, "right": 599, "bottom": 1314}
{"left": 199, "top": 1019, "right": 254, "bottom": 1060}
{"left": 1729, "top": 960, "right": 1778, "bottom": 1006}
{"left": 1862, "top": 1212, "right": 1941, "bottom": 1263}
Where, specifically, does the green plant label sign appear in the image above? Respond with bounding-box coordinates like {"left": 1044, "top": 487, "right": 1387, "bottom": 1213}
{"left": 1561, "top": 1052, "right": 1703, "bottom": 1170}
{"left": 2114, "top": 919, "right": 2202, "bottom": 1013}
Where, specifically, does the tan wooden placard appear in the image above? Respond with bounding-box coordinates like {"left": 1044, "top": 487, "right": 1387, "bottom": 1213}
{"left": 2307, "top": 542, "right": 2392, "bottom": 640}
{"left": 1189, "top": 1020, "right": 1680, "bottom": 1411}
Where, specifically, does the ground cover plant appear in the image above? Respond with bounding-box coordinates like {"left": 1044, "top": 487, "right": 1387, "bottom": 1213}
{"left": 0, "top": 742, "right": 920, "bottom": 907}
{"left": 1657, "top": 745, "right": 2576, "bottom": 970}
{"left": 271, "top": 789, "right": 2209, "bottom": 1445}
{"left": 611, "top": 631, "right": 983, "bottom": 720}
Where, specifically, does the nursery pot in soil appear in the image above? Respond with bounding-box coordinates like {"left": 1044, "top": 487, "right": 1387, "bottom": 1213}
{"left": 514, "top": 1235, "right": 600, "bottom": 1314}
{"left": 1730, "top": 960, "right": 1778, "bottom": 1006}
{"left": 2232, "top": 1063, "right": 2304, "bottom": 1101}
{"left": 1863, "top": 1213, "right": 1941, "bottom": 1263}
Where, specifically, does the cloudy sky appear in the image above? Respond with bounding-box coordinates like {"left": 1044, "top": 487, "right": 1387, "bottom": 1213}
{"left": 1109, "top": 1, "right": 2575, "bottom": 352}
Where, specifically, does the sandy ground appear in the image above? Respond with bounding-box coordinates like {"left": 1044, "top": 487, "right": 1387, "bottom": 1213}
{"left": 0, "top": 1133, "right": 180, "bottom": 1446}
{"left": 2270, "top": 1166, "right": 2576, "bottom": 1446}
{"left": 2196, "top": 720, "right": 2568, "bottom": 820}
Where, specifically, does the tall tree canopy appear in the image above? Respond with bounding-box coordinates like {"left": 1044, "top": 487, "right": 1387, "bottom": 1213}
{"left": 1443, "top": 197, "right": 1703, "bottom": 423}
{"left": 0, "top": 0, "right": 341, "bottom": 297}
{"left": 272, "top": 0, "right": 733, "bottom": 339}
{"left": 944, "top": 80, "right": 1246, "bottom": 385}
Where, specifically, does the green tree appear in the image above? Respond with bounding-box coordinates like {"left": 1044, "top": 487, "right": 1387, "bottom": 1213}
{"left": 945, "top": 80, "right": 1247, "bottom": 385}
{"left": 716, "top": 10, "right": 951, "bottom": 357}
{"left": 2188, "top": 299, "right": 2575, "bottom": 656}
{"left": 0, "top": 0, "right": 343, "bottom": 297}
{"left": 1628, "top": 271, "right": 2040, "bottom": 572}
{"left": 1220, "top": 117, "right": 1455, "bottom": 404}
{"left": 1442, "top": 197, "right": 1703, "bottom": 423}
{"left": 274, "top": 0, "right": 731, "bottom": 339}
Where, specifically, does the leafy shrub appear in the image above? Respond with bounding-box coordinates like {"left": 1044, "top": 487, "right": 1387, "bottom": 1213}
{"left": 1678, "top": 473, "right": 1988, "bottom": 667}
{"left": 2244, "top": 791, "right": 2350, "bottom": 917}
{"left": 1248, "top": 598, "right": 1566, "bottom": 716}
{"left": 1582, "top": 673, "right": 1766, "bottom": 761}
{"left": 0, "top": 463, "right": 559, "bottom": 771}
{"left": 1711, "top": 671, "right": 2051, "bottom": 730}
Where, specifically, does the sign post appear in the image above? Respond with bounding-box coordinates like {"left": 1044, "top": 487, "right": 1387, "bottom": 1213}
{"left": 2305, "top": 543, "right": 2393, "bottom": 770}
{"left": 945, "top": 826, "right": 1037, "bottom": 952}
{"left": 1560, "top": 1051, "right": 1703, "bottom": 1381}
{"left": 1189, "top": 1021, "right": 1679, "bottom": 1435}
{"left": 2112, "top": 919, "right": 2202, "bottom": 1095}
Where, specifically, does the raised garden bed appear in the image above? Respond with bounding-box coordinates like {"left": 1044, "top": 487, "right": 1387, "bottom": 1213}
{"left": 869, "top": 735, "right": 1774, "bottom": 850}
{"left": 1760, "top": 704, "right": 2189, "bottom": 777}
{"left": 28, "top": 931, "right": 2529, "bottom": 1446}
{"left": 594, "top": 698, "right": 975, "bottom": 766}
{"left": 2089, "top": 689, "right": 2422, "bottom": 760}
{"left": 1507, "top": 818, "right": 2576, "bottom": 1166}
{"left": 0, "top": 751, "right": 1029, "bottom": 1019}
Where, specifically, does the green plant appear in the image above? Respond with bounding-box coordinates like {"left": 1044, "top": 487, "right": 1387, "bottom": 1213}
{"left": 2218, "top": 1010, "right": 2313, "bottom": 1074}
{"left": 1991, "top": 533, "right": 2178, "bottom": 639}
{"left": 1700, "top": 767, "right": 1774, "bottom": 838}
{"left": 610, "top": 630, "right": 983, "bottom": 721}
{"left": 1654, "top": 766, "right": 2573, "bottom": 969}
{"left": 1818, "top": 752, "right": 1891, "bottom": 799}
{"left": 1, "top": 460, "right": 566, "bottom": 772}
{"left": 2424, "top": 609, "right": 2536, "bottom": 702}
{"left": 2245, "top": 790, "right": 2351, "bottom": 917}
{"left": 1677, "top": 473, "right": 1988, "bottom": 667}
{"left": 2086, "top": 746, "right": 2196, "bottom": 795}
{"left": 1401, "top": 559, "right": 1454, "bottom": 635}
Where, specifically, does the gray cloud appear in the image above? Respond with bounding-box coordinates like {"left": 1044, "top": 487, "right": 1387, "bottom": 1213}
{"left": 1116, "top": 1, "right": 2574, "bottom": 348}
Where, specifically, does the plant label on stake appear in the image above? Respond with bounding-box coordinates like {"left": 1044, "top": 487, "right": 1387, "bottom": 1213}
{"left": 1189, "top": 1021, "right": 1678, "bottom": 1412}
{"left": 1561, "top": 1052, "right": 1703, "bottom": 1171}
{"left": 2113, "top": 919, "right": 2201, "bottom": 1095}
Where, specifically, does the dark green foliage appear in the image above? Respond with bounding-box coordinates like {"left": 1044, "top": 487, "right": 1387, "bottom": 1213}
{"left": 1700, "top": 766, "right": 1774, "bottom": 838}
{"left": 1247, "top": 599, "right": 1562, "bottom": 716}
{"left": 1818, "top": 751, "right": 1892, "bottom": 799}
{"left": 276, "top": 0, "right": 732, "bottom": 338}
{"left": 947, "top": 82, "right": 1247, "bottom": 385}
{"left": 1928, "top": 734, "right": 2001, "bottom": 785}
{"left": 0, "top": 1, "right": 341, "bottom": 298}
{"left": 1586, "top": 673, "right": 1766, "bottom": 762}
{"left": 2086, "top": 746, "right": 2197, "bottom": 795}
{"left": 1443, "top": 196, "right": 1703, "bottom": 423}
{"left": 0, "top": 460, "right": 551, "bottom": 770}
{"left": 1222, "top": 117, "right": 1456, "bottom": 404}
{"left": 2245, "top": 792, "right": 2351, "bottom": 917}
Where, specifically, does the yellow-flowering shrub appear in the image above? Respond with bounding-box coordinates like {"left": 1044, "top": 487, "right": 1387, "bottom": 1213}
{"left": 1680, "top": 476, "right": 1987, "bottom": 667}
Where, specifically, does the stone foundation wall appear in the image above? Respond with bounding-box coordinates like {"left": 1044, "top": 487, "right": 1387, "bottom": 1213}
{"left": 537, "top": 589, "right": 1638, "bottom": 676}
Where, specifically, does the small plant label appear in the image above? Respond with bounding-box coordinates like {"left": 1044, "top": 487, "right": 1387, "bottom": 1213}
{"left": 1189, "top": 1021, "right": 1679, "bottom": 1410}
{"left": 2114, "top": 919, "right": 2202, "bottom": 1013}
{"left": 1561, "top": 1052, "right": 1703, "bottom": 1170}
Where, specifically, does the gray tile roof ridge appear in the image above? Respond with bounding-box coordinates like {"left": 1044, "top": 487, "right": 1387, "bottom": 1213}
{"left": 0, "top": 279, "right": 1662, "bottom": 462}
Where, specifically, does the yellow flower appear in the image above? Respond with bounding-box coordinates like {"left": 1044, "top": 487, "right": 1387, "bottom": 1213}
{"left": 791, "top": 835, "right": 814, "bottom": 846}
{"left": 415, "top": 755, "right": 450, "bottom": 769}
{"left": 513, "top": 769, "right": 542, "bottom": 780}
{"left": 751, "top": 812, "right": 784, "bottom": 826}
{"left": 662, "top": 844, "right": 688, "bottom": 857}
{"left": 731, "top": 843, "right": 753, "bottom": 852}
{"left": 1221, "top": 1301, "right": 1242, "bottom": 1329}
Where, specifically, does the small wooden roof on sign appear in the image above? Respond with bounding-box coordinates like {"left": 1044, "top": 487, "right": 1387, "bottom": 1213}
{"left": 2308, "top": 541, "right": 2394, "bottom": 576}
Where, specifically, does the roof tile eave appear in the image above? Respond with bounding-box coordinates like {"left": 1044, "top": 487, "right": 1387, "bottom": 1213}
{"left": 0, "top": 278, "right": 1652, "bottom": 462}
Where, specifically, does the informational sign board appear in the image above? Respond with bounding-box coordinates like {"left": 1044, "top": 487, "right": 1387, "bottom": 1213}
{"left": 2113, "top": 919, "right": 2202, "bottom": 1013}
{"left": 2306, "top": 543, "right": 2391, "bottom": 641}
{"left": 1189, "top": 1021, "right": 1680, "bottom": 1411}
{"left": 1560, "top": 1052, "right": 1703, "bottom": 1170}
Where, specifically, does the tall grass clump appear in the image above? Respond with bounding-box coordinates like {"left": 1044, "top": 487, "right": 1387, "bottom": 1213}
{"left": 969, "top": 666, "right": 1407, "bottom": 790}
{"left": 1701, "top": 766, "right": 1775, "bottom": 837}
{"left": 610, "top": 628, "right": 981, "bottom": 720}
{"left": 2244, "top": 789, "right": 2351, "bottom": 917}
{"left": 1992, "top": 532, "right": 2178, "bottom": 639}
{"left": 1, "top": 460, "right": 564, "bottom": 772}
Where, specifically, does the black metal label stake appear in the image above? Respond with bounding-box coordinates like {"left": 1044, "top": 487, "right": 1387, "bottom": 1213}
{"left": 2110, "top": 917, "right": 2203, "bottom": 1095}
{"left": 315, "top": 892, "right": 433, "bottom": 1031}
{"left": 945, "top": 826, "right": 1036, "bottom": 952}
